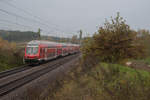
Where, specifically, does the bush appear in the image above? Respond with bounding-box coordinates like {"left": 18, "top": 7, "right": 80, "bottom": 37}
{"left": 49, "top": 63, "right": 150, "bottom": 100}
{"left": 0, "top": 37, "right": 23, "bottom": 71}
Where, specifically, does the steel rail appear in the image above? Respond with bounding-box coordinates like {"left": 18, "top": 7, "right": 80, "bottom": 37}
{"left": 0, "top": 65, "right": 30, "bottom": 79}
{"left": 0, "top": 54, "right": 79, "bottom": 97}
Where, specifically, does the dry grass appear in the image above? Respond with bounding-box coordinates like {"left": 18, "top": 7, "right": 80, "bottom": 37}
{"left": 45, "top": 62, "right": 150, "bottom": 100}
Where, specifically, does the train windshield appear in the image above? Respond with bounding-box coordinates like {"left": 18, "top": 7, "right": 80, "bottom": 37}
{"left": 26, "top": 47, "right": 38, "bottom": 55}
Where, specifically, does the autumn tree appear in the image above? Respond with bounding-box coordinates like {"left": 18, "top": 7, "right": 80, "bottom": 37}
{"left": 82, "top": 13, "right": 146, "bottom": 63}
{"left": 137, "top": 29, "right": 150, "bottom": 56}
{"left": 71, "top": 35, "right": 78, "bottom": 44}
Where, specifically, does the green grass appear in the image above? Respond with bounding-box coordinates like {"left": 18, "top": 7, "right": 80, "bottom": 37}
{"left": 101, "top": 62, "right": 150, "bottom": 78}
{"left": 131, "top": 57, "right": 150, "bottom": 65}
{"left": 99, "top": 63, "right": 150, "bottom": 84}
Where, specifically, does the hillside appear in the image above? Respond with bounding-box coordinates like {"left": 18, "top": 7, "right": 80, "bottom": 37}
{"left": 43, "top": 13, "right": 150, "bottom": 100}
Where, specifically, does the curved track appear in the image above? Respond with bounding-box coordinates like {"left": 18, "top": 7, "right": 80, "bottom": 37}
{"left": 0, "top": 54, "right": 79, "bottom": 97}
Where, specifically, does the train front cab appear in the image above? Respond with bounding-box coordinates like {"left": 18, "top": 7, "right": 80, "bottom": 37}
{"left": 24, "top": 45, "right": 40, "bottom": 64}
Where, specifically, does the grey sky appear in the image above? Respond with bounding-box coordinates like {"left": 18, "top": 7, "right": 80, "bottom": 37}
{"left": 0, "top": 0, "right": 150, "bottom": 37}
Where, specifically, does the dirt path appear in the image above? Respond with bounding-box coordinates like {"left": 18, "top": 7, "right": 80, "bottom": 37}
{"left": 127, "top": 61, "right": 150, "bottom": 72}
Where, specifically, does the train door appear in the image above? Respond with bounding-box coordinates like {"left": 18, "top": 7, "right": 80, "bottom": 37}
{"left": 40, "top": 48, "right": 43, "bottom": 58}
{"left": 57, "top": 48, "right": 62, "bottom": 56}
{"left": 42, "top": 48, "right": 45, "bottom": 58}
{"left": 45, "top": 48, "right": 47, "bottom": 60}
{"left": 62, "top": 47, "right": 65, "bottom": 56}
{"left": 53, "top": 48, "right": 56, "bottom": 57}
{"left": 55, "top": 48, "right": 57, "bottom": 57}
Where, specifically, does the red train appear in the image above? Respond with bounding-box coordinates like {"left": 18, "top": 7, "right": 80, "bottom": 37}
{"left": 24, "top": 40, "right": 80, "bottom": 64}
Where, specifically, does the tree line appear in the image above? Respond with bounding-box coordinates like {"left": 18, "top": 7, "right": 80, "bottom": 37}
{"left": 0, "top": 30, "right": 39, "bottom": 42}
{"left": 0, "top": 30, "right": 81, "bottom": 44}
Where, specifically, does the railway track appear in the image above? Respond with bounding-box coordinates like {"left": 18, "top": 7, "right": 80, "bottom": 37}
{"left": 0, "top": 65, "right": 30, "bottom": 79}
{"left": 0, "top": 54, "right": 79, "bottom": 97}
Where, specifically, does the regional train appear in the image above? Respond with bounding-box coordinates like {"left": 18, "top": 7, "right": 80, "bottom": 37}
{"left": 24, "top": 40, "right": 80, "bottom": 64}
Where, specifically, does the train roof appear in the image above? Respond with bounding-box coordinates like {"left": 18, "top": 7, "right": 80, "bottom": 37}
{"left": 27, "top": 40, "right": 80, "bottom": 47}
{"left": 27, "top": 40, "right": 57, "bottom": 45}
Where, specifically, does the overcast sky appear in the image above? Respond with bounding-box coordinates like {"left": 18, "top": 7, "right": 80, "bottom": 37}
{"left": 0, "top": 0, "right": 149, "bottom": 37}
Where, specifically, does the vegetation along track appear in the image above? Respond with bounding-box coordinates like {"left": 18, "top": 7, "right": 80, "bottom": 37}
{"left": 0, "top": 65, "right": 30, "bottom": 79}
{"left": 0, "top": 54, "right": 79, "bottom": 97}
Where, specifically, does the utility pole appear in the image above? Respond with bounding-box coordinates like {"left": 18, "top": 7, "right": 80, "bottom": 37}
{"left": 79, "top": 29, "right": 82, "bottom": 45}
{"left": 37, "top": 28, "right": 41, "bottom": 40}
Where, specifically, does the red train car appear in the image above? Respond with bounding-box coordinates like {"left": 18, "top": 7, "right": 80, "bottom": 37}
{"left": 24, "top": 40, "right": 80, "bottom": 64}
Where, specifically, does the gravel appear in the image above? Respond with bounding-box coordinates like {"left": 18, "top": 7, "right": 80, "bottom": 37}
{"left": 0, "top": 55, "right": 80, "bottom": 100}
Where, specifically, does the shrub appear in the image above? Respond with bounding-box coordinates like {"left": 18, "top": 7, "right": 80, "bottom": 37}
{"left": 49, "top": 63, "right": 150, "bottom": 100}
{"left": 0, "top": 37, "right": 23, "bottom": 71}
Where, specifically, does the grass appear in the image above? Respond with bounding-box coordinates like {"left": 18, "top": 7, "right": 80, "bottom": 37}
{"left": 131, "top": 57, "right": 150, "bottom": 65}
{"left": 141, "top": 57, "right": 150, "bottom": 65}
{"left": 47, "top": 62, "right": 150, "bottom": 100}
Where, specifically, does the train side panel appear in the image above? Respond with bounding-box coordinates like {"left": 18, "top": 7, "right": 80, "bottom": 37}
{"left": 46, "top": 47, "right": 57, "bottom": 60}
{"left": 24, "top": 40, "right": 80, "bottom": 64}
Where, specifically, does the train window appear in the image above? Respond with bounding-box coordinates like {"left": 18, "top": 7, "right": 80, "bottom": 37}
{"left": 26, "top": 47, "right": 38, "bottom": 55}
{"left": 26, "top": 47, "right": 32, "bottom": 54}
{"left": 33, "top": 47, "right": 38, "bottom": 54}
{"left": 47, "top": 48, "right": 56, "bottom": 57}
